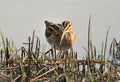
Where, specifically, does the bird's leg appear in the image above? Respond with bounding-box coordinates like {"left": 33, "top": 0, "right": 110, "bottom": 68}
{"left": 53, "top": 44, "right": 57, "bottom": 62}
{"left": 70, "top": 46, "right": 74, "bottom": 59}
{"left": 58, "top": 50, "right": 64, "bottom": 60}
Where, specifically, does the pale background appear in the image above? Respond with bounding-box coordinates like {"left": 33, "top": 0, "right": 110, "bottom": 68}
{"left": 0, "top": 0, "right": 120, "bottom": 58}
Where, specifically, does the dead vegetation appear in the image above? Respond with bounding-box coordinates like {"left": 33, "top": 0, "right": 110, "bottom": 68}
{"left": 0, "top": 17, "right": 120, "bottom": 82}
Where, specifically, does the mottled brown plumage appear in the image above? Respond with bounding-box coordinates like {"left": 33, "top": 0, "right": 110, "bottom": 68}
{"left": 44, "top": 21, "right": 76, "bottom": 51}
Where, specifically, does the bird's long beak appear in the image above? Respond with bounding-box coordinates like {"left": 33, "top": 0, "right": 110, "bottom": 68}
{"left": 59, "top": 25, "right": 73, "bottom": 46}
{"left": 59, "top": 30, "right": 66, "bottom": 46}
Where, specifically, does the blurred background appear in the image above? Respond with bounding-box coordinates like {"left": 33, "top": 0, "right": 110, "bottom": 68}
{"left": 0, "top": 0, "right": 120, "bottom": 58}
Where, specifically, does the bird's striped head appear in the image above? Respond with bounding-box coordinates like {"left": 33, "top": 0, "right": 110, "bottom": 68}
{"left": 62, "top": 21, "right": 72, "bottom": 29}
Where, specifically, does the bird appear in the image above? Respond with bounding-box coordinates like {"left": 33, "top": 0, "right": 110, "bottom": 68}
{"left": 44, "top": 20, "right": 76, "bottom": 52}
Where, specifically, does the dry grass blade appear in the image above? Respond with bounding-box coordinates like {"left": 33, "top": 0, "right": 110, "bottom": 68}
{"left": 87, "top": 14, "right": 91, "bottom": 73}
{"left": 87, "top": 14, "right": 95, "bottom": 82}
{"left": 0, "top": 30, "right": 6, "bottom": 51}
{"left": 0, "top": 20, "right": 120, "bottom": 82}
{"left": 104, "top": 26, "right": 110, "bottom": 61}
{"left": 30, "top": 66, "right": 59, "bottom": 82}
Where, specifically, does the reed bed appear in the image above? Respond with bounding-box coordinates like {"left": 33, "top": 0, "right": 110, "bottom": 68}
{"left": 0, "top": 18, "right": 120, "bottom": 82}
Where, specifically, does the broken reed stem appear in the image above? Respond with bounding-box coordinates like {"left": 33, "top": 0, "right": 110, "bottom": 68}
{"left": 0, "top": 29, "right": 120, "bottom": 81}
{"left": 2, "top": 57, "right": 120, "bottom": 67}
{"left": 2, "top": 58, "right": 120, "bottom": 72}
{"left": 26, "top": 37, "right": 31, "bottom": 81}
{"left": 0, "top": 49, "right": 3, "bottom": 62}
{"left": 31, "top": 30, "right": 35, "bottom": 52}
{"left": 5, "top": 38, "right": 10, "bottom": 66}
{"left": 35, "top": 37, "right": 40, "bottom": 58}
{"left": 30, "top": 66, "right": 59, "bottom": 82}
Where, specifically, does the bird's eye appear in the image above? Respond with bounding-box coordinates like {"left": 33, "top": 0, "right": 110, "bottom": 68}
{"left": 68, "top": 24, "right": 71, "bottom": 27}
